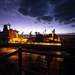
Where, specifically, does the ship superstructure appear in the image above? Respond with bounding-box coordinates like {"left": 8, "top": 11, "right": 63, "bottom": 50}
{"left": 0, "top": 24, "right": 28, "bottom": 43}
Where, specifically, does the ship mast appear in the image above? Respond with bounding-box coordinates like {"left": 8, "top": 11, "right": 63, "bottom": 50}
{"left": 8, "top": 23, "right": 11, "bottom": 30}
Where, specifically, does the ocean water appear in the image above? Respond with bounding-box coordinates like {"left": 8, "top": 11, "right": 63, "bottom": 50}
{"left": 57, "top": 35, "right": 75, "bottom": 38}
{"left": 22, "top": 34, "right": 75, "bottom": 39}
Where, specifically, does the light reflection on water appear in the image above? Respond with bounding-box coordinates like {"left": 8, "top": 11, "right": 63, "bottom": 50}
{"left": 0, "top": 47, "right": 64, "bottom": 61}
{"left": 0, "top": 47, "right": 68, "bottom": 75}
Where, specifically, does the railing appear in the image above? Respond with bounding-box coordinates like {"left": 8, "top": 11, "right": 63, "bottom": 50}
{"left": 0, "top": 46, "right": 75, "bottom": 75}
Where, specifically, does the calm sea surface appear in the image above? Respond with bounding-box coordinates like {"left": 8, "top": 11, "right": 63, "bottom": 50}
{"left": 22, "top": 34, "right": 75, "bottom": 38}
{"left": 57, "top": 35, "right": 75, "bottom": 38}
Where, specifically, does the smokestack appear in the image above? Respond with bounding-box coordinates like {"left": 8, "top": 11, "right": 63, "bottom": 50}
{"left": 3, "top": 24, "right": 8, "bottom": 32}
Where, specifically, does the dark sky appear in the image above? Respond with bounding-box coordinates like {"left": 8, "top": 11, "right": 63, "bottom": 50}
{"left": 0, "top": 0, "right": 75, "bottom": 34}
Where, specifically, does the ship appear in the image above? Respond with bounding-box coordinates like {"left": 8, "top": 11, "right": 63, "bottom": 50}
{"left": 0, "top": 24, "right": 28, "bottom": 43}
{"left": 32, "top": 29, "right": 62, "bottom": 43}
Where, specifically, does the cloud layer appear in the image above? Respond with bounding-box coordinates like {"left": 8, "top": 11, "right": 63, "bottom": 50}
{"left": 54, "top": 0, "right": 75, "bottom": 24}
{"left": 18, "top": 0, "right": 75, "bottom": 25}
{"left": 0, "top": 0, "right": 75, "bottom": 25}
{"left": 18, "top": 0, "right": 49, "bottom": 16}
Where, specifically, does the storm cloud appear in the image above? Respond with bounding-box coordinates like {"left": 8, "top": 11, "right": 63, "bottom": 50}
{"left": 71, "top": 25, "right": 75, "bottom": 27}
{"left": 54, "top": 0, "right": 75, "bottom": 24}
{"left": 36, "top": 16, "right": 53, "bottom": 23}
{"left": 18, "top": 0, "right": 53, "bottom": 22}
{"left": 18, "top": 0, "right": 75, "bottom": 24}
{"left": 0, "top": 0, "right": 75, "bottom": 25}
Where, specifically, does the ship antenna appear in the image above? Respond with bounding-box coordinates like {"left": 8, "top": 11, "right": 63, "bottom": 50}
{"left": 8, "top": 23, "right": 11, "bottom": 30}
